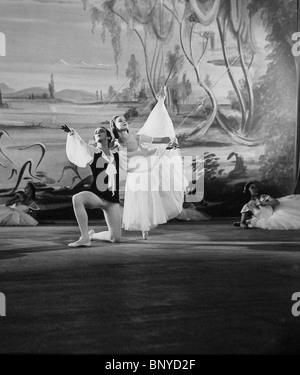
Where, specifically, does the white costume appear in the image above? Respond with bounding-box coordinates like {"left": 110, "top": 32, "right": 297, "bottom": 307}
{"left": 0, "top": 203, "right": 39, "bottom": 226}
{"left": 122, "top": 88, "right": 188, "bottom": 232}
{"left": 242, "top": 194, "right": 300, "bottom": 230}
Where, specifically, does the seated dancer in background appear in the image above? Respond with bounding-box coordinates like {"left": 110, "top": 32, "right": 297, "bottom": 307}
{"left": 238, "top": 181, "right": 300, "bottom": 230}
{"left": 0, "top": 182, "right": 39, "bottom": 226}
{"left": 111, "top": 86, "right": 188, "bottom": 239}
{"left": 61, "top": 124, "right": 121, "bottom": 247}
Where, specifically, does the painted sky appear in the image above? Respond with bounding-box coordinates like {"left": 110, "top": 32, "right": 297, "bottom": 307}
{"left": 0, "top": 0, "right": 142, "bottom": 92}
{"left": 0, "top": 0, "right": 269, "bottom": 97}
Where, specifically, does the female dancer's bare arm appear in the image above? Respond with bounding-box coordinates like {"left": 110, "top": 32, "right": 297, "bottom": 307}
{"left": 5, "top": 194, "right": 22, "bottom": 207}
{"left": 260, "top": 197, "right": 280, "bottom": 208}
{"left": 127, "top": 148, "right": 156, "bottom": 157}
{"left": 240, "top": 212, "right": 249, "bottom": 229}
{"left": 137, "top": 134, "right": 172, "bottom": 144}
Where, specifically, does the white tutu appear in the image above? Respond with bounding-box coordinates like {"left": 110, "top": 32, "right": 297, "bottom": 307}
{"left": 248, "top": 194, "right": 300, "bottom": 230}
{"left": 122, "top": 147, "right": 187, "bottom": 231}
{"left": 122, "top": 91, "right": 188, "bottom": 232}
{"left": 0, "top": 204, "right": 38, "bottom": 226}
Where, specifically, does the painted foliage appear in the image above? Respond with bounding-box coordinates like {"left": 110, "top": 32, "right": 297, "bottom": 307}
{"left": 0, "top": 0, "right": 298, "bottom": 219}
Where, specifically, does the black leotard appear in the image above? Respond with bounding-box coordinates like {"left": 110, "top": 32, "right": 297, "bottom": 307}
{"left": 89, "top": 151, "right": 119, "bottom": 204}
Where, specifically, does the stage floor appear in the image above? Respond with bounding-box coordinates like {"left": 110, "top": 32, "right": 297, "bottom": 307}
{"left": 1, "top": 220, "right": 300, "bottom": 354}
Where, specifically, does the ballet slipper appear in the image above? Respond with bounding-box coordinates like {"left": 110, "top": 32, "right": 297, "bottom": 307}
{"left": 68, "top": 240, "right": 91, "bottom": 248}
{"left": 88, "top": 229, "right": 95, "bottom": 241}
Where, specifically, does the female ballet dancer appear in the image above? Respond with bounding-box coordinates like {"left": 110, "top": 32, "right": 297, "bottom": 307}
{"left": 0, "top": 182, "right": 39, "bottom": 226}
{"left": 60, "top": 124, "right": 121, "bottom": 246}
{"left": 110, "top": 86, "right": 187, "bottom": 239}
{"left": 238, "top": 181, "right": 300, "bottom": 230}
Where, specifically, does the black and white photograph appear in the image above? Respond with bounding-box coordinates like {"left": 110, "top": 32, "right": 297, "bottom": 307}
{"left": 0, "top": 0, "right": 300, "bottom": 357}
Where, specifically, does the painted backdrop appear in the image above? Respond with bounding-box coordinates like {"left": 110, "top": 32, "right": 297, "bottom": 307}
{"left": 0, "top": 0, "right": 298, "bottom": 220}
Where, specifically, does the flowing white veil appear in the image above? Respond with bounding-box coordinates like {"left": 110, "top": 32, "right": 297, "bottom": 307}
{"left": 136, "top": 86, "right": 176, "bottom": 140}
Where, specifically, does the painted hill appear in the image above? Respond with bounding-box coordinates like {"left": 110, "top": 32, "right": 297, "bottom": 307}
{"left": 0, "top": 82, "right": 15, "bottom": 94}
{"left": 55, "top": 89, "right": 96, "bottom": 103}
{"left": 9, "top": 87, "right": 48, "bottom": 98}
{"left": 53, "top": 59, "right": 71, "bottom": 66}
{"left": 5, "top": 86, "right": 96, "bottom": 103}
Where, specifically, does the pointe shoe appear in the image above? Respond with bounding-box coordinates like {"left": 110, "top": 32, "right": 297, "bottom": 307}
{"left": 88, "top": 229, "right": 95, "bottom": 241}
{"left": 68, "top": 240, "right": 91, "bottom": 248}
{"left": 142, "top": 231, "right": 148, "bottom": 240}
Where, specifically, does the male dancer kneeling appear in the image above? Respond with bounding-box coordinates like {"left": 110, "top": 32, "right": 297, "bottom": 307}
{"left": 61, "top": 124, "right": 121, "bottom": 247}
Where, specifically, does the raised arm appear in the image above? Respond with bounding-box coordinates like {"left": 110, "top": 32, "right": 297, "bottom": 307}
{"left": 127, "top": 148, "right": 156, "bottom": 158}
{"left": 5, "top": 193, "right": 22, "bottom": 207}
{"left": 260, "top": 195, "right": 280, "bottom": 208}
{"left": 137, "top": 134, "right": 164, "bottom": 143}
{"left": 60, "top": 124, "right": 94, "bottom": 167}
{"left": 137, "top": 134, "right": 178, "bottom": 145}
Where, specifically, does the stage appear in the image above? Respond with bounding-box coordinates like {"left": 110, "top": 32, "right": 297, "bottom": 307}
{"left": 1, "top": 220, "right": 300, "bottom": 354}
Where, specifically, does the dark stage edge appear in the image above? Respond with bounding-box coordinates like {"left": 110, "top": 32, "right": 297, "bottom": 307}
{"left": 1, "top": 220, "right": 300, "bottom": 354}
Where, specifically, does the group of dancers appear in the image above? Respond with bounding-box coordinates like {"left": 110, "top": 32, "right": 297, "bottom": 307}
{"left": 61, "top": 86, "right": 188, "bottom": 246}
{"left": 2, "top": 86, "right": 300, "bottom": 237}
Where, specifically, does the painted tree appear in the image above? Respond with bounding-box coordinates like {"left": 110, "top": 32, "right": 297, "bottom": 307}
{"left": 204, "top": 74, "right": 212, "bottom": 88}
{"left": 164, "top": 44, "right": 185, "bottom": 106}
{"left": 81, "top": 0, "right": 295, "bottom": 148}
{"left": 179, "top": 73, "right": 193, "bottom": 104}
{"left": 82, "top": 0, "right": 176, "bottom": 98}
{"left": 107, "top": 85, "right": 117, "bottom": 101}
{"left": 227, "top": 78, "right": 249, "bottom": 111}
{"left": 248, "top": 0, "right": 298, "bottom": 193}
{"left": 137, "top": 78, "right": 147, "bottom": 101}
{"left": 126, "top": 54, "right": 141, "bottom": 99}
{"left": 48, "top": 73, "right": 55, "bottom": 99}
{"left": 162, "top": 0, "right": 263, "bottom": 145}
{"left": 82, "top": 1, "right": 258, "bottom": 144}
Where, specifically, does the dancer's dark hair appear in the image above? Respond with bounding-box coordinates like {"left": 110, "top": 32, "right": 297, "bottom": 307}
{"left": 110, "top": 115, "right": 129, "bottom": 140}
{"left": 94, "top": 127, "right": 112, "bottom": 146}
{"left": 243, "top": 181, "right": 258, "bottom": 199}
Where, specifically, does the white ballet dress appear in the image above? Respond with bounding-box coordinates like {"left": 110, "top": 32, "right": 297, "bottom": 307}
{"left": 242, "top": 194, "right": 300, "bottom": 230}
{"left": 122, "top": 91, "right": 188, "bottom": 232}
{"left": 0, "top": 203, "right": 39, "bottom": 226}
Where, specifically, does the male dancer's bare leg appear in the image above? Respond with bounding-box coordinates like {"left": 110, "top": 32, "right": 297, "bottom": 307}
{"left": 89, "top": 203, "right": 121, "bottom": 243}
{"left": 68, "top": 191, "right": 113, "bottom": 247}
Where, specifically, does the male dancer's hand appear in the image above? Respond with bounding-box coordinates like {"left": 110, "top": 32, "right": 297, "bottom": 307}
{"left": 60, "top": 124, "right": 72, "bottom": 133}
